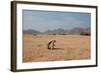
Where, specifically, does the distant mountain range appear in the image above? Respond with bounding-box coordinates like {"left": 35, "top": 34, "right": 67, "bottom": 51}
{"left": 23, "top": 27, "right": 90, "bottom": 35}
{"left": 23, "top": 29, "right": 41, "bottom": 34}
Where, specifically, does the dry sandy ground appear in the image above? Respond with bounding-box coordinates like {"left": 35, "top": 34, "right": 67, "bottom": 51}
{"left": 23, "top": 34, "right": 90, "bottom": 62}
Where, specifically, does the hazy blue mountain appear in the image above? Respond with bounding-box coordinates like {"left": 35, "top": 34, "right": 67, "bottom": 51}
{"left": 85, "top": 27, "right": 91, "bottom": 33}
{"left": 44, "top": 28, "right": 68, "bottom": 35}
{"left": 23, "top": 29, "right": 41, "bottom": 34}
{"left": 69, "top": 27, "right": 85, "bottom": 34}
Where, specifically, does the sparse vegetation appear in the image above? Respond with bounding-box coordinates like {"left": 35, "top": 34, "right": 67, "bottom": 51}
{"left": 33, "top": 34, "right": 37, "bottom": 36}
{"left": 61, "top": 33, "right": 67, "bottom": 35}
{"left": 80, "top": 32, "right": 90, "bottom": 36}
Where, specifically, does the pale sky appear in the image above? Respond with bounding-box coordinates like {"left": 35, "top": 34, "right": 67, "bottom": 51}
{"left": 22, "top": 10, "right": 91, "bottom": 32}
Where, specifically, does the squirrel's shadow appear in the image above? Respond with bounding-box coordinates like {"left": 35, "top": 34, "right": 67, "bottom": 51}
{"left": 48, "top": 48, "right": 62, "bottom": 50}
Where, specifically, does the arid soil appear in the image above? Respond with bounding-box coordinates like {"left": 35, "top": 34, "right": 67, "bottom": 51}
{"left": 23, "top": 34, "right": 90, "bottom": 62}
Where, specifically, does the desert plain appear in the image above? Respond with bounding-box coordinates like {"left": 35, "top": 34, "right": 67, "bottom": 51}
{"left": 23, "top": 34, "right": 90, "bottom": 62}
